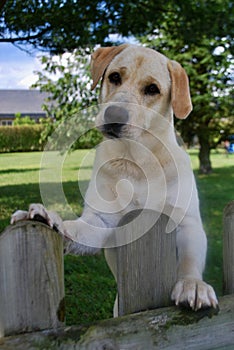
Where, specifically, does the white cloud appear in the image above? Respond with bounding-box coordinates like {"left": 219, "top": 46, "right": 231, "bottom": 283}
{"left": 0, "top": 43, "right": 44, "bottom": 89}
{"left": 17, "top": 56, "right": 43, "bottom": 88}
{"left": 0, "top": 45, "right": 81, "bottom": 89}
{"left": 17, "top": 70, "right": 40, "bottom": 89}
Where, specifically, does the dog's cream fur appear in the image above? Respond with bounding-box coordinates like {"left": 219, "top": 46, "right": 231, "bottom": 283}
{"left": 11, "top": 45, "right": 218, "bottom": 312}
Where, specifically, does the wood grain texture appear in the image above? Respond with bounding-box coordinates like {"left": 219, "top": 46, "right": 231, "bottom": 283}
{"left": 0, "top": 221, "right": 65, "bottom": 337}
{"left": 2, "top": 295, "right": 234, "bottom": 349}
{"left": 115, "top": 210, "right": 177, "bottom": 316}
{"left": 223, "top": 200, "right": 234, "bottom": 295}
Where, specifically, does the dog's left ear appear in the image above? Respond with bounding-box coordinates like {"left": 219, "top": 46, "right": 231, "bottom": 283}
{"left": 90, "top": 44, "right": 128, "bottom": 90}
{"left": 167, "top": 60, "right": 193, "bottom": 119}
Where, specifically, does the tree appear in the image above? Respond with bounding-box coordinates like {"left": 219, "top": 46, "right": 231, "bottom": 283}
{"left": 33, "top": 48, "right": 102, "bottom": 150}
{"left": 140, "top": 33, "right": 234, "bottom": 173}
{"left": 0, "top": 1, "right": 233, "bottom": 53}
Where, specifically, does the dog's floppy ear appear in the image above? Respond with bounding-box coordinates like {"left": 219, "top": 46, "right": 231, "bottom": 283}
{"left": 90, "top": 44, "right": 128, "bottom": 90}
{"left": 167, "top": 60, "right": 193, "bottom": 119}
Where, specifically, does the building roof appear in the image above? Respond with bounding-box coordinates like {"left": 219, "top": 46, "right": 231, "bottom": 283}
{"left": 0, "top": 89, "right": 49, "bottom": 115}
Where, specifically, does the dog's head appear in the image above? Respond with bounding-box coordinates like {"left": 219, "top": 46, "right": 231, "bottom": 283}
{"left": 91, "top": 44, "right": 192, "bottom": 141}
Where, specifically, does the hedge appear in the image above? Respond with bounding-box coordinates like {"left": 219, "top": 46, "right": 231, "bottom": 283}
{"left": 0, "top": 125, "right": 45, "bottom": 153}
{"left": 0, "top": 125, "right": 103, "bottom": 153}
{"left": 73, "top": 128, "right": 103, "bottom": 149}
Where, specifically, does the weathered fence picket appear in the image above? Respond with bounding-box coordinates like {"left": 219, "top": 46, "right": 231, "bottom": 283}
{"left": 0, "top": 221, "right": 65, "bottom": 337}
{"left": 223, "top": 200, "right": 234, "bottom": 295}
{"left": 109, "top": 210, "right": 177, "bottom": 316}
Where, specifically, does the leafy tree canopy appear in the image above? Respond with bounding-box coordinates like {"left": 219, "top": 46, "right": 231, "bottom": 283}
{"left": 1, "top": 0, "right": 233, "bottom": 173}
{"left": 140, "top": 32, "right": 234, "bottom": 173}
{"left": 0, "top": 0, "right": 233, "bottom": 53}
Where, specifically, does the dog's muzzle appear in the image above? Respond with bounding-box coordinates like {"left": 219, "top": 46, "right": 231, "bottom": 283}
{"left": 102, "top": 105, "right": 129, "bottom": 138}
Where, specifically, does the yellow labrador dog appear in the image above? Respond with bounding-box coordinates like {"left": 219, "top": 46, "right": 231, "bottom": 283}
{"left": 11, "top": 44, "right": 218, "bottom": 312}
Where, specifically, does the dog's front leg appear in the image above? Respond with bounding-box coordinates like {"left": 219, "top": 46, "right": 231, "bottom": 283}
{"left": 11, "top": 203, "right": 116, "bottom": 256}
{"left": 172, "top": 216, "right": 218, "bottom": 310}
{"left": 63, "top": 209, "right": 116, "bottom": 255}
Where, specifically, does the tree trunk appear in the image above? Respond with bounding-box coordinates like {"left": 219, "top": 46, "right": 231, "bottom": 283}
{"left": 198, "top": 132, "right": 212, "bottom": 174}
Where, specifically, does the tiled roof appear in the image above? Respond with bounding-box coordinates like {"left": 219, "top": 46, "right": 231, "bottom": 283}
{"left": 0, "top": 89, "right": 49, "bottom": 115}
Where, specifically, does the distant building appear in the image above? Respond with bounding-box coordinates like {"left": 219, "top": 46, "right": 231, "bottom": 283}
{"left": 0, "top": 89, "right": 49, "bottom": 126}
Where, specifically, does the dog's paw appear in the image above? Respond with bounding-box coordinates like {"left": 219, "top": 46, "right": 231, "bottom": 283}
{"left": 171, "top": 279, "right": 218, "bottom": 311}
{"left": 10, "top": 210, "right": 29, "bottom": 224}
{"left": 11, "top": 203, "right": 53, "bottom": 227}
{"left": 11, "top": 203, "right": 56, "bottom": 229}
{"left": 11, "top": 204, "right": 71, "bottom": 246}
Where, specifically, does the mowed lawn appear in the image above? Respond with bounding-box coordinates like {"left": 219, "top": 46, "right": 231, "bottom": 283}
{"left": 0, "top": 149, "right": 233, "bottom": 325}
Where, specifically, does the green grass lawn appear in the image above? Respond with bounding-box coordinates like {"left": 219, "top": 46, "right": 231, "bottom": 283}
{"left": 0, "top": 148, "right": 233, "bottom": 325}
{"left": 189, "top": 149, "right": 234, "bottom": 294}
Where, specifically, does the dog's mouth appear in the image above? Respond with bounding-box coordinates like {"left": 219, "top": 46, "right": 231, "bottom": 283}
{"left": 100, "top": 123, "right": 126, "bottom": 139}
{"left": 99, "top": 105, "right": 129, "bottom": 139}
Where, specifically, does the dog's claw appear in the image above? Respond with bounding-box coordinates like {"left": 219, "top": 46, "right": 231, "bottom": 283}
{"left": 171, "top": 279, "right": 218, "bottom": 311}
{"left": 189, "top": 299, "right": 195, "bottom": 309}
{"left": 11, "top": 204, "right": 67, "bottom": 240}
{"left": 10, "top": 210, "right": 29, "bottom": 224}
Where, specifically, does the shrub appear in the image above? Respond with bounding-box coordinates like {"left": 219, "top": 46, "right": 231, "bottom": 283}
{"left": 0, "top": 125, "right": 45, "bottom": 152}
{"left": 13, "top": 113, "right": 36, "bottom": 125}
{"left": 74, "top": 128, "right": 103, "bottom": 149}
{"left": 0, "top": 125, "right": 103, "bottom": 153}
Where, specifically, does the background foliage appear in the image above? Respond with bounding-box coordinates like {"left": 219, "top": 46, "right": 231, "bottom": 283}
{"left": 1, "top": 0, "right": 233, "bottom": 172}
{"left": 32, "top": 49, "right": 101, "bottom": 150}
{"left": 0, "top": 125, "right": 102, "bottom": 152}
{"left": 1, "top": 1, "right": 233, "bottom": 53}
{"left": 0, "top": 125, "right": 44, "bottom": 152}
{"left": 140, "top": 34, "right": 234, "bottom": 173}
{"left": 13, "top": 113, "right": 36, "bottom": 125}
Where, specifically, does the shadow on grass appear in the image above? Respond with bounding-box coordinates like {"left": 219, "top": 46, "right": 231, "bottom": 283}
{"left": 0, "top": 180, "right": 89, "bottom": 231}
{"left": 70, "top": 166, "right": 93, "bottom": 171}
{"left": 0, "top": 168, "right": 41, "bottom": 175}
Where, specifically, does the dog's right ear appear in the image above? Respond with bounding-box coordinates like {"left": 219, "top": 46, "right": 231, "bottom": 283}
{"left": 90, "top": 44, "right": 128, "bottom": 90}
{"left": 167, "top": 60, "right": 193, "bottom": 119}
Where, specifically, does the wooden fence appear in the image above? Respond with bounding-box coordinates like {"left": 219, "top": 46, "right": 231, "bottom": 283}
{"left": 223, "top": 201, "right": 234, "bottom": 295}
{"left": 107, "top": 209, "right": 177, "bottom": 316}
{"left": 0, "top": 201, "right": 233, "bottom": 347}
{"left": 0, "top": 222, "right": 65, "bottom": 337}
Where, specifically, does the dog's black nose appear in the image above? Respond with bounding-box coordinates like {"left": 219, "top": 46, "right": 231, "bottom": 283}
{"left": 103, "top": 106, "right": 129, "bottom": 138}
{"left": 104, "top": 106, "right": 129, "bottom": 125}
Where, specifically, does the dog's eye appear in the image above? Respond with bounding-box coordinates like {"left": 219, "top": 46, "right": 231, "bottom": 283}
{"left": 109, "top": 72, "right": 121, "bottom": 85}
{"left": 144, "top": 84, "right": 160, "bottom": 95}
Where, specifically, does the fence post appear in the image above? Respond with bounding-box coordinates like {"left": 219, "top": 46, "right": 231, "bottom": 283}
{"left": 0, "top": 221, "right": 65, "bottom": 337}
{"left": 107, "top": 210, "right": 177, "bottom": 317}
{"left": 223, "top": 200, "right": 234, "bottom": 295}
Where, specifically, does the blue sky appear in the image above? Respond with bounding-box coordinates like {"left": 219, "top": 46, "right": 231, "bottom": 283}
{"left": 0, "top": 35, "right": 138, "bottom": 90}
{"left": 0, "top": 43, "right": 43, "bottom": 89}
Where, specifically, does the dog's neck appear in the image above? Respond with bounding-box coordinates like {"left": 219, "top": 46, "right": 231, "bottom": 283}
{"left": 97, "top": 126, "right": 183, "bottom": 180}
